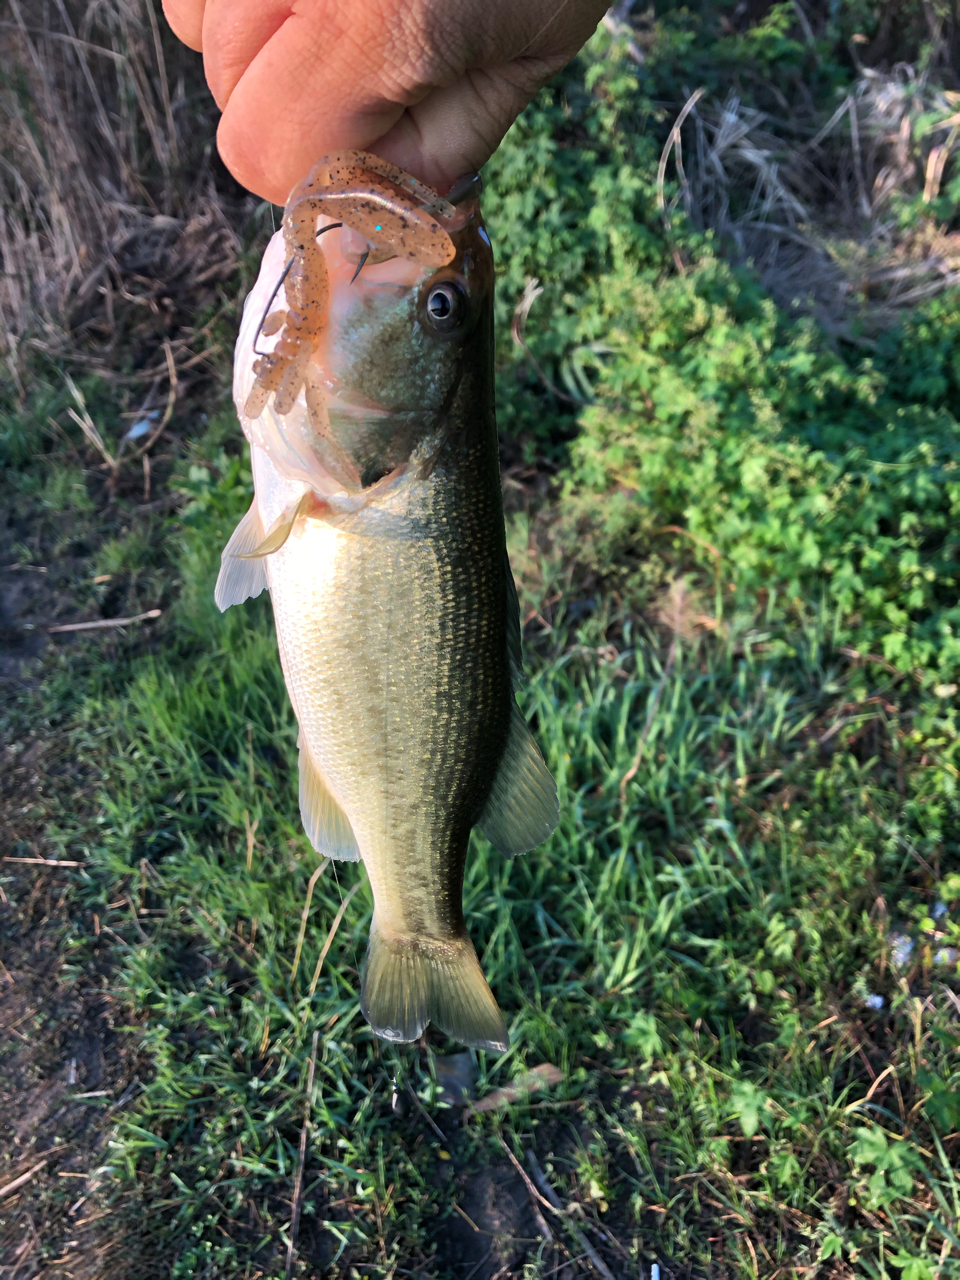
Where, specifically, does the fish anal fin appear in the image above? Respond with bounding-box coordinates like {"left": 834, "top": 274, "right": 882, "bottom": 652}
{"left": 299, "top": 746, "right": 360, "bottom": 861}
{"left": 361, "top": 921, "right": 509, "bottom": 1052}
{"left": 477, "top": 702, "right": 558, "bottom": 856}
{"left": 214, "top": 499, "right": 268, "bottom": 611}
{"left": 240, "top": 491, "right": 320, "bottom": 559}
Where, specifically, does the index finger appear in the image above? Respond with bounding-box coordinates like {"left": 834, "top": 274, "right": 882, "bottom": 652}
{"left": 161, "top": 0, "right": 206, "bottom": 52}
{"left": 214, "top": 5, "right": 411, "bottom": 204}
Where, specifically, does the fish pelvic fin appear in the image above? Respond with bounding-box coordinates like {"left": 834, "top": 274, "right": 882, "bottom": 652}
{"left": 240, "top": 491, "right": 318, "bottom": 559}
{"left": 477, "top": 701, "right": 558, "bottom": 856}
{"left": 361, "top": 922, "right": 509, "bottom": 1052}
{"left": 215, "top": 499, "right": 268, "bottom": 611}
{"left": 299, "top": 746, "right": 360, "bottom": 861}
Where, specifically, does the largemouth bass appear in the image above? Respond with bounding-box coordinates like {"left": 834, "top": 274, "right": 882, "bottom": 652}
{"left": 218, "top": 155, "right": 557, "bottom": 1052}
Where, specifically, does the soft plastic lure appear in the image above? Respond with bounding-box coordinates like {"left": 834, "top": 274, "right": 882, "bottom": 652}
{"left": 243, "top": 150, "right": 458, "bottom": 483}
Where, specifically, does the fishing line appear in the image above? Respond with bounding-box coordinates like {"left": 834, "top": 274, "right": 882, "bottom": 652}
{"left": 252, "top": 258, "right": 294, "bottom": 356}
{"left": 252, "top": 222, "right": 344, "bottom": 355}
{"left": 329, "top": 858, "right": 364, "bottom": 1010}
{"left": 512, "top": 0, "right": 580, "bottom": 61}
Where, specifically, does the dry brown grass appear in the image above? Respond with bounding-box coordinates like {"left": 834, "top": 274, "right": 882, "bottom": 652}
{"left": 0, "top": 0, "right": 251, "bottom": 387}
{"left": 660, "top": 49, "right": 960, "bottom": 330}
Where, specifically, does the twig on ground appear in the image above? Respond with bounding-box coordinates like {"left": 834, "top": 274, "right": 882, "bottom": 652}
{"left": 128, "top": 338, "right": 177, "bottom": 461}
{"left": 48, "top": 608, "right": 161, "bottom": 633}
{"left": 495, "top": 1135, "right": 555, "bottom": 1245}
{"left": 406, "top": 1086, "right": 447, "bottom": 1143}
{"left": 470, "top": 1063, "right": 564, "bottom": 1113}
{"left": 285, "top": 1030, "right": 319, "bottom": 1280}
{"left": 657, "top": 87, "right": 707, "bottom": 275}
{"left": 0, "top": 1158, "right": 50, "bottom": 1200}
{"left": 2, "top": 857, "right": 82, "bottom": 867}
{"left": 452, "top": 1203, "right": 482, "bottom": 1233}
{"left": 743, "top": 1233, "right": 760, "bottom": 1276}
{"left": 306, "top": 880, "right": 362, "bottom": 1000}
{"left": 290, "top": 859, "right": 330, "bottom": 984}
{"left": 526, "top": 1149, "right": 616, "bottom": 1280}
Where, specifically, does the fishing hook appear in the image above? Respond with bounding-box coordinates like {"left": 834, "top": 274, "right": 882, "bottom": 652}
{"left": 350, "top": 250, "right": 370, "bottom": 285}
{"left": 252, "top": 222, "right": 343, "bottom": 355}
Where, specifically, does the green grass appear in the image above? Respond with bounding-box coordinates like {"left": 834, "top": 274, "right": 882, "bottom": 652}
{"left": 3, "top": 5, "right": 960, "bottom": 1276}
{"left": 7, "top": 412, "right": 958, "bottom": 1275}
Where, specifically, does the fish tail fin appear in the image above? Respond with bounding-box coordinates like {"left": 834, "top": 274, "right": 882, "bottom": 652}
{"left": 361, "top": 920, "right": 509, "bottom": 1053}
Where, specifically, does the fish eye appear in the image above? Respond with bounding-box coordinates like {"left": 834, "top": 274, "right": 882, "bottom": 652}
{"left": 423, "top": 280, "right": 466, "bottom": 334}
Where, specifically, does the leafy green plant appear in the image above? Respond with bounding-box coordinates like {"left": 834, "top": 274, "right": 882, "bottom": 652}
{"left": 557, "top": 262, "right": 960, "bottom": 678}
{"left": 850, "top": 1125, "right": 924, "bottom": 1209}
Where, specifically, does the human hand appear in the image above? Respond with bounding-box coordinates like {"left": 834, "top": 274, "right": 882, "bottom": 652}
{"left": 162, "top": 0, "right": 608, "bottom": 205}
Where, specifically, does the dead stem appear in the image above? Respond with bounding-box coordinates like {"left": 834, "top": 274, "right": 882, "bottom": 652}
{"left": 284, "top": 1029, "right": 319, "bottom": 1280}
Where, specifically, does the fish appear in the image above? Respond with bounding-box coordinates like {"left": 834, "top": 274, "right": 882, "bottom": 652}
{"left": 218, "top": 153, "right": 557, "bottom": 1052}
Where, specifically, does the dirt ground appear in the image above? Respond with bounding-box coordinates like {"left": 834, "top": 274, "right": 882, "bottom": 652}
{"left": 0, "top": 515, "right": 161, "bottom": 1279}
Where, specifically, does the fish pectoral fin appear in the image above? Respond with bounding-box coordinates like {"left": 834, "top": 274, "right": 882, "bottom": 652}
{"left": 239, "top": 491, "right": 318, "bottom": 559}
{"left": 361, "top": 922, "right": 509, "bottom": 1052}
{"left": 299, "top": 747, "right": 360, "bottom": 861}
{"left": 477, "top": 702, "right": 558, "bottom": 856}
{"left": 214, "top": 498, "right": 268, "bottom": 611}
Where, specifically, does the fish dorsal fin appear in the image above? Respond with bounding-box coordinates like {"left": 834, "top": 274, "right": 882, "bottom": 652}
{"left": 299, "top": 746, "right": 360, "bottom": 861}
{"left": 477, "top": 701, "right": 558, "bottom": 856}
{"left": 215, "top": 499, "right": 268, "bottom": 611}
{"left": 505, "top": 550, "right": 523, "bottom": 689}
{"left": 240, "top": 491, "right": 315, "bottom": 559}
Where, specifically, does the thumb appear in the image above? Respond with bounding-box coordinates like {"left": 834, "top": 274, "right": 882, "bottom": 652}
{"left": 367, "top": 57, "right": 567, "bottom": 192}
{"left": 161, "top": 0, "right": 205, "bottom": 52}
